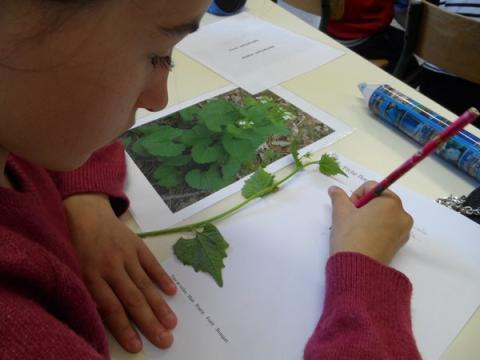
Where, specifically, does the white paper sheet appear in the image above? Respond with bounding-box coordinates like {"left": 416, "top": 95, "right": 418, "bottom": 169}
{"left": 175, "top": 13, "right": 344, "bottom": 94}
{"left": 125, "top": 85, "right": 352, "bottom": 231}
{"left": 141, "top": 154, "right": 480, "bottom": 360}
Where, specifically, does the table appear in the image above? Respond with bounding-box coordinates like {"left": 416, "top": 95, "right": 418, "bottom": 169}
{"left": 110, "top": 1, "right": 480, "bottom": 358}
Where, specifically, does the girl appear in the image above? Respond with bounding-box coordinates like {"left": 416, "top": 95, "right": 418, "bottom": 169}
{"left": 0, "top": 1, "right": 419, "bottom": 359}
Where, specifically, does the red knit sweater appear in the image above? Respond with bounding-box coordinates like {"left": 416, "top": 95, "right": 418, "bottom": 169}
{"left": 327, "top": 0, "right": 395, "bottom": 39}
{"left": 305, "top": 253, "right": 421, "bottom": 359}
{"left": 0, "top": 142, "right": 128, "bottom": 360}
{"left": 0, "top": 142, "right": 420, "bottom": 359}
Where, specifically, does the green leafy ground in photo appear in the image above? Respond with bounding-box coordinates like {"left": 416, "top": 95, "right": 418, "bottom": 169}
{"left": 122, "top": 89, "right": 334, "bottom": 213}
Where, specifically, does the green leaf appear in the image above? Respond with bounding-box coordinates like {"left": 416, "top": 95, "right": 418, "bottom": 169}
{"left": 185, "top": 165, "right": 226, "bottom": 192}
{"left": 142, "top": 138, "right": 186, "bottom": 157}
{"left": 179, "top": 105, "right": 200, "bottom": 124}
{"left": 161, "top": 154, "right": 192, "bottom": 167}
{"left": 248, "top": 135, "right": 267, "bottom": 149}
{"left": 173, "top": 224, "right": 229, "bottom": 287}
{"left": 140, "top": 127, "right": 186, "bottom": 157}
{"left": 191, "top": 139, "right": 224, "bottom": 164}
{"left": 222, "top": 134, "right": 257, "bottom": 161}
{"left": 241, "top": 167, "right": 276, "bottom": 198}
{"left": 121, "top": 136, "right": 132, "bottom": 148}
{"left": 198, "top": 100, "right": 241, "bottom": 133}
{"left": 153, "top": 166, "right": 183, "bottom": 187}
{"left": 150, "top": 126, "right": 183, "bottom": 141}
{"left": 290, "top": 140, "right": 302, "bottom": 168}
{"left": 225, "top": 125, "right": 265, "bottom": 148}
{"left": 181, "top": 125, "right": 213, "bottom": 146}
{"left": 222, "top": 156, "right": 241, "bottom": 180}
{"left": 318, "top": 154, "right": 348, "bottom": 177}
{"left": 131, "top": 139, "right": 149, "bottom": 156}
{"left": 192, "top": 139, "right": 225, "bottom": 164}
{"left": 134, "top": 124, "right": 163, "bottom": 136}
{"left": 245, "top": 102, "right": 270, "bottom": 123}
{"left": 254, "top": 123, "right": 290, "bottom": 137}
{"left": 260, "top": 148, "right": 278, "bottom": 167}
{"left": 225, "top": 124, "right": 254, "bottom": 139}
{"left": 244, "top": 96, "right": 259, "bottom": 108}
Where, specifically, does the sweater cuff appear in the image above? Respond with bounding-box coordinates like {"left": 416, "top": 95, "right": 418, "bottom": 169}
{"left": 52, "top": 142, "right": 129, "bottom": 216}
{"left": 324, "top": 252, "right": 413, "bottom": 322}
{"left": 326, "top": 252, "right": 412, "bottom": 297}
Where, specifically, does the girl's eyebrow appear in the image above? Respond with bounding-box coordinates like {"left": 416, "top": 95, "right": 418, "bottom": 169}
{"left": 157, "top": 20, "right": 200, "bottom": 37}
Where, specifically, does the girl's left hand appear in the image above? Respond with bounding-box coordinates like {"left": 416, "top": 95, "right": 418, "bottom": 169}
{"left": 63, "top": 193, "right": 177, "bottom": 353}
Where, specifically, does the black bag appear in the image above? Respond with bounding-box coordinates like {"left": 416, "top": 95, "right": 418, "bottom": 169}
{"left": 464, "top": 187, "right": 480, "bottom": 224}
{"left": 437, "top": 187, "right": 480, "bottom": 224}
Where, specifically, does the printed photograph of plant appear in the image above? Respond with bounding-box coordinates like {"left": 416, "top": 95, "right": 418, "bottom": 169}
{"left": 121, "top": 88, "right": 334, "bottom": 213}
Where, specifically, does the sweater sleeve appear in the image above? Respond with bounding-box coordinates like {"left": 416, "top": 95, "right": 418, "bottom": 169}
{"left": 304, "top": 252, "right": 421, "bottom": 360}
{"left": 0, "top": 287, "right": 107, "bottom": 360}
{"left": 49, "top": 141, "right": 129, "bottom": 216}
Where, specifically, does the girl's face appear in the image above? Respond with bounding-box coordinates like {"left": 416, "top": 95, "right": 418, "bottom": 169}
{"left": 0, "top": 0, "right": 210, "bottom": 170}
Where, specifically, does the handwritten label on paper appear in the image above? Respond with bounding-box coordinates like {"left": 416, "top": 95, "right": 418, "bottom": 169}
{"left": 341, "top": 164, "right": 369, "bottom": 184}
{"left": 171, "top": 274, "right": 230, "bottom": 344}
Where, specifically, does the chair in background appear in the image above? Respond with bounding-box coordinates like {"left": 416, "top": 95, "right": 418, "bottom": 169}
{"left": 394, "top": 0, "right": 480, "bottom": 86}
{"left": 270, "top": 0, "right": 344, "bottom": 32}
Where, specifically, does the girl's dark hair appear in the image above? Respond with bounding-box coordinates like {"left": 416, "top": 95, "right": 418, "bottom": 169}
{"left": 39, "top": 0, "right": 98, "bottom": 31}
{"left": 0, "top": 0, "right": 98, "bottom": 72}
{"left": 48, "top": 0, "right": 96, "bottom": 3}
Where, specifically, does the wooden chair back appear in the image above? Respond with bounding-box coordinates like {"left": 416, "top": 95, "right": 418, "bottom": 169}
{"left": 279, "top": 0, "right": 344, "bottom": 31}
{"left": 394, "top": 0, "right": 480, "bottom": 85}
{"left": 281, "top": 0, "right": 344, "bottom": 19}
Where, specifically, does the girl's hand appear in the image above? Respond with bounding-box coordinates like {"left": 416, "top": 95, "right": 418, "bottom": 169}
{"left": 63, "top": 193, "right": 177, "bottom": 353}
{"left": 328, "top": 182, "right": 413, "bottom": 265}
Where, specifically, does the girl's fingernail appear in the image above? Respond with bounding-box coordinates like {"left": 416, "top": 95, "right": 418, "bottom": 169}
{"left": 168, "top": 282, "right": 177, "bottom": 291}
{"left": 129, "top": 336, "right": 142, "bottom": 351}
{"left": 168, "top": 312, "right": 177, "bottom": 321}
{"left": 157, "top": 330, "right": 173, "bottom": 347}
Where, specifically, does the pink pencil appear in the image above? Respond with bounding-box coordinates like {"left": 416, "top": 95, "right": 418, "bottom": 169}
{"left": 355, "top": 107, "right": 480, "bottom": 208}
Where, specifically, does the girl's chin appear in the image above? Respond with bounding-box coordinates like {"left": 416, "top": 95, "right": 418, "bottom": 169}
{"left": 38, "top": 151, "right": 93, "bottom": 172}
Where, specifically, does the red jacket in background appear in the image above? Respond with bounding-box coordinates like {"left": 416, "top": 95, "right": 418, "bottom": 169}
{"left": 327, "top": 0, "right": 396, "bottom": 39}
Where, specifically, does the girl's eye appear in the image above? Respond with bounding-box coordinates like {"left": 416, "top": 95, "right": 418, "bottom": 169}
{"left": 151, "top": 55, "right": 175, "bottom": 71}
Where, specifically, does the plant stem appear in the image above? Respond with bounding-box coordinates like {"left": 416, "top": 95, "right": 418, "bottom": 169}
{"left": 137, "top": 160, "right": 319, "bottom": 238}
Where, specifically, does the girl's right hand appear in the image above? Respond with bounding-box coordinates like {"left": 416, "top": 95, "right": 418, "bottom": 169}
{"left": 328, "top": 181, "right": 413, "bottom": 265}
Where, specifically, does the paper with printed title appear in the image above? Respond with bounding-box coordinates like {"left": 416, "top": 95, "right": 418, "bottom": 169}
{"left": 141, "top": 154, "right": 480, "bottom": 360}
{"left": 175, "top": 12, "right": 344, "bottom": 94}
